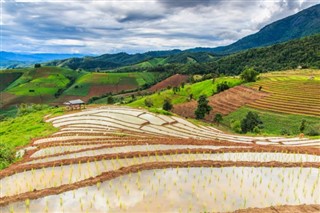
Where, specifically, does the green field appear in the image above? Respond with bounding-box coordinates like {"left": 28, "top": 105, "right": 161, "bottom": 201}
{"left": 3, "top": 67, "right": 83, "bottom": 96}
{"left": 223, "top": 106, "right": 320, "bottom": 136}
{"left": 63, "top": 72, "right": 158, "bottom": 96}
{"left": 0, "top": 106, "right": 63, "bottom": 169}
{"left": 127, "top": 77, "right": 242, "bottom": 108}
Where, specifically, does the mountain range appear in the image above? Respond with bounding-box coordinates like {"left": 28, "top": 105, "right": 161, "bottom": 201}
{"left": 2, "top": 4, "right": 319, "bottom": 70}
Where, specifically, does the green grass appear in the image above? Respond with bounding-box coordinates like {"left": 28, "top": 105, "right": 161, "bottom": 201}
{"left": 222, "top": 106, "right": 320, "bottom": 136}
{"left": 64, "top": 72, "right": 158, "bottom": 96}
{"left": 4, "top": 67, "right": 84, "bottom": 96}
{"left": 127, "top": 77, "right": 242, "bottom": 108}
{"left": 0, "top": 106, "right": 64, "bottom": 169}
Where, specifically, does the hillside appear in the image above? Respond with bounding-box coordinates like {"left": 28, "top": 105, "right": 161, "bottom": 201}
{"left": 179, "top": 34, "right": 320, "bottom": 75}
{"left": 0, "top": 67, "right": 163, "bottom": 108}
{"left": 189, "top": 4, "right": 320, "bottom": 54}
{"left": 47, "top": 51, "right": 215, "bottom": 71}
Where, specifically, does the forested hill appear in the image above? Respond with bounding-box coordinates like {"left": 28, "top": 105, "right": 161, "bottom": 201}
{"left": 151, "top": 34, "right": 320, "bottom": 75}
{"left": 189, "top": 4, "right": 320, "bottom": 54}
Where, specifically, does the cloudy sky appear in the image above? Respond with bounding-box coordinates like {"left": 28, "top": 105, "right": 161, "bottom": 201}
{"left": 1, "top": 0, "right": 318, "bottom": 54}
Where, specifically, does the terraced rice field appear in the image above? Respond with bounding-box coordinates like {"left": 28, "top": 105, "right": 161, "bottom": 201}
{"left": 1, "top": 107, "right": 319, "bottom": 212}
{"left": 248, "top": 73, "right": 320, "bottom": 117}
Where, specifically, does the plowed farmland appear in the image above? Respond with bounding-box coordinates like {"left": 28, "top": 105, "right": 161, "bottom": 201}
{"left": 248, "top": 70, "right": 320, "bottom": 117}
{"left": 172, "top": 85, "right": 268, "bottom": 120}
{"left": 1, "top": 107, "right": 319, "bottom": 212}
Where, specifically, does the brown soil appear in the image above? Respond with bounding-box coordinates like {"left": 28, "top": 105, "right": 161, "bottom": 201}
{"left": 148, "top": 74, "right": 189, "bottom": 92}
{"left": 88, "top": 85, "right": 137, "bottom": 97}
{"left": 172, "top": 85, "right": 269, "bottom": 121}
{"left": 233, "top": 204, "right": 320, "bottom": 213}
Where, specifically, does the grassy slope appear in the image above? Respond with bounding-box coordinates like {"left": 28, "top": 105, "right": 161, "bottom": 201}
{"left": 127, "top": 77, "right": 242, "bottom": 108}
{"left": 4, "top": 67, "right": 83, "bottom": 96}
{"left": 63, "top": 72, "right": 158, "bottom": 96}
{"left": 0, "top": 107, "right": 64, "bottom": 169}
{"left": 223, "top": 106, "right": 319, "bottom": 136}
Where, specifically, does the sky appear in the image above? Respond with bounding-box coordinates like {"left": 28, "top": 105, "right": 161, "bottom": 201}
{"left": 1, "top": 0, "right": 319, "bottom": 54}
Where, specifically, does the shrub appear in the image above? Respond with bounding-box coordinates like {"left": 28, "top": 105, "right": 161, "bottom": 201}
{"left": 213, "top": 113, "right": 223, "bottom": 126}
{"left": 231, "top": 120, "right": 241, "bottom": 133}
{"left": 144, "top": 98, "right": 153, "bottom": 107}
{"left": 195, "top": 95, "right": 212, "bottom": 119}
{"left": 240, "top": 67, "right": 259, "bottom": 82}
{"left": 241, "top": 111, "right": 263, "bottom": 133}
{"left": 306, "top": 125, "right": 320, "bottom": 136}
{"left": 162, "top": 98, "right": 173, "bottom": 111}
{"left": 280, "top": 128, "right": 292, "bottom": 136}
{"left": 216, "top": 81, "right": 230, "bottom": 93}
{"left": 107, "top": 96, "right": 115, "bottom": 104}
{"left": 299, "top": 119, "right": 307, "bottom": 133}
{"left": 0, "top": 145, "right": 15, "bottom": 170}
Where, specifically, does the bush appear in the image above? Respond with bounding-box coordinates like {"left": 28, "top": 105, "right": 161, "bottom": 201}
{"left": 216, "top": 81, "right": 230, "bottom": 94}
{"left": 241, "top": 111, "right": 263, "bottom": 133}
{"left": 0, "top": 145, "right": 15, "bottom": 170}
{"left": 213, "top": 113, "right": 223, "bottom": 126}
{"left": 231, "top": 120, "right": 241, "bottom": 133}
{"left": 107, "top": 96, "right": 115, "bottom": 104}
{"left": 144, "top": 98, "right": 153, "bottom": 107}
{"left": 17, "top": 104, "right": 50, "bottom": 116}
{"left": 280, "top": 128, "right": 292, "bottom": 136}
{"left": 195, "top": 95, "right": 212, "bottom": 119}
{"left": 299, "top": 119, "right": 307, "bottom": 133}
{"left": 306, "top": 125, "right": 320, "bottom": 136}
{"left": 162, "top": 98, "right": 173, "bottom": 111}
{"left": 240, "top": 67, "right": 259, "bottom": 82}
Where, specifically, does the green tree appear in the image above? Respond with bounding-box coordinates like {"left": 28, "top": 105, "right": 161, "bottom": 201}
{"left": 144, "top": 98, "right": 153, "bottom": 108}
{"left": 195, "top": 95, "right": 212, "bottom": 119}
{"left": 241, "top": 111, "right": 263, "bottom": 133}
{"left": 299, "top": 119, "right": 306, "bottom": 133}
{"left": 213, "top": 113, "right": 223, "bottom": 126}
{"left": 162, "top": 98, "right": 173, "bottom": 111}
{"left": 240, "top": 67, "right": 259, "bottom": 82}
{"left": 107, "top": 96, "right": 114, "bottom": 104}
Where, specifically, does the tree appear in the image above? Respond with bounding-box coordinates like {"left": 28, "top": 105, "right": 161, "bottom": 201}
{"left": 213, "top": 113, "right": 223, "bottom": 126}
{"left": 144, "top": 98, "right": 153, "bottom": 107}
{"left": 299, "top": 119, "right": 306, "bottom": 133}
{"left": 163, "top": 98, "right": 173, "bottom": 111}
{"left": 241, "top": 111, "right": 263, "bottom": 133}
{"left": 240, "top": 67, "right": 259, "bottom": 82}
{"left": 34, "top": 64, "right": 41, "bottom": 68}
{"left": 195, "top": 95, "right": 212, "bottom": 119}
{"left": 216, "top": 81, "right": 230, "bottom": 93}
{"left": 107, "top": 96, "right": 114, "bottom": 104}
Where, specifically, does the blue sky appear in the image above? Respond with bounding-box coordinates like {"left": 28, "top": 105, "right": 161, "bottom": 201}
{"left": 1, "top": 0, "right": 318, "bottom": 54}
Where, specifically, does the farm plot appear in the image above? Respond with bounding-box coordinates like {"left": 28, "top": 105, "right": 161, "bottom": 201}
{"left": 1, "top": 106, "right": 319, "bottom": 212}
{"left": 248, "top": 75, "right": 320, "bottom": 117}
{"left": 172, "top": 85, "right": 269, "bottom": 120}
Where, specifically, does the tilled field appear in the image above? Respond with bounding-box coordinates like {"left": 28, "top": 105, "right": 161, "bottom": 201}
{"left": 1, "top": 107, "right": 319, "bottom": 212}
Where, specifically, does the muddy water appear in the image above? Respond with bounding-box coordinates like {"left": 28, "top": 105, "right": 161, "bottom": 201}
{"left": 26, "top": 150, "right": 319, "bottom": 165}
{"left": 3, "top": 167, "right": 319, "bottom": 212}
{"left": 2, "top": 152, "right": 319, "bottom": 198}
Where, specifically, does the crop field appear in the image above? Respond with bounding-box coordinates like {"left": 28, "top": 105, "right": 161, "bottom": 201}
{"left": 172, "top": 85, "right": 268, "bottom": 121}
{"left": 148, "top": 74, "right": 189, "bottom": 92}
{"left": 128, "top": 77, "right": 242, "bottom": 108}
{"left": 247, "top": 70, "right": 320, "bottom": 117}
{"left": 0, "top": 67, "right": 84, "bottom": 107}
{"left": 1, "top": 106, "right": 319, "bottom": 212}
{"left": 63, "top": 72, "right": 158, "bottom": 97}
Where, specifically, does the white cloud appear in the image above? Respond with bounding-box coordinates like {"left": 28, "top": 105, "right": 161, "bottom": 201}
{"left": 1, "top": 0, "right": 318, "bottom": 53}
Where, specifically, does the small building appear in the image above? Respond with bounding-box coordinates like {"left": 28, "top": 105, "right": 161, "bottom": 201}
{"left": 63, "top": 99, "right": 85, "bottom": 110}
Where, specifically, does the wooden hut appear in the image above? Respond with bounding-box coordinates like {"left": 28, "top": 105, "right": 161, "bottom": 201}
{"left": 63, "top": 99, "right": 85, "bottom": 110}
